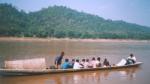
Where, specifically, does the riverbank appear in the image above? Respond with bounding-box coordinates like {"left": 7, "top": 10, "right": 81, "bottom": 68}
{"left": 0, "top": 37, "right": 149, "bottom": 42}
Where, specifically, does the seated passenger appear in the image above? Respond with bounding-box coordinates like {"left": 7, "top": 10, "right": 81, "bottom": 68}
{"left": 103, "top": 58, "right": 110, "bottom": 67}
{"left": 96, "top": 57, "right": 101, "bottom": 67}
{"left": 91, "top": 57, "right": 97, "bottom": 68}
{"left": 73, "top": 59, "right": 83, "bottom": 69}
{"left": 126, "top": 53, "right": 136, "bottom": 64}
{"left": 80, "top": 59, "right": 86, "bottom": 66}
{"left": 84, "top": 59, "right": 92, "bottom": 68}
{"left": 69, "top": 59, "right": 75, "bottom": 68}
{"left": 61, "top": 59, "right": 72, "bottom": 69}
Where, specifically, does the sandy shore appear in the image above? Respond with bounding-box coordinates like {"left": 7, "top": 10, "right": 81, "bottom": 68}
{"left": 0, "top": 37, "right": 149, "bottom": 42}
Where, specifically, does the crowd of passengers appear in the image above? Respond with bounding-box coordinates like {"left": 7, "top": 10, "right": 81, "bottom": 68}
{"left": 61, "top": 57, "right": 110, "bottom": 69}
{"left": 54, "top": 52, "right": 136, "bottom": 69}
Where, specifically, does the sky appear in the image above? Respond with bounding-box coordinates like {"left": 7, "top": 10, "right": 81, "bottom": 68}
{"left": 0, "top": 0, "right": 150, "bottom": 27}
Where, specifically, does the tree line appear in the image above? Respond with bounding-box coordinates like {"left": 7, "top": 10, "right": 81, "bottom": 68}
{"left": 0, "top": 3, "right": 150, "bottom": 39}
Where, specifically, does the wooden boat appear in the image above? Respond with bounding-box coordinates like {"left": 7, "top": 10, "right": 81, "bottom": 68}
{"left": 0, "top": 62, "right": 142, "bottom": 76}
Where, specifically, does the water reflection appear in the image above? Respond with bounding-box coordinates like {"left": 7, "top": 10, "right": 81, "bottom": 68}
{"left": 0, "top": 67, "right": 140, "bottom": 84}
{"left": 119, "top": 67, "right": 137, "bottom": 80}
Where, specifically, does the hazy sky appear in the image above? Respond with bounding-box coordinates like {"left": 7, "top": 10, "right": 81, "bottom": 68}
{"left": 0, "top": 0, "right": 150, "bottom": 27}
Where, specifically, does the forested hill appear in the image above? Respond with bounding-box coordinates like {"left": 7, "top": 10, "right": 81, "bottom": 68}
{"left": 1, "top": 3, "right": 150, "bottom": 39}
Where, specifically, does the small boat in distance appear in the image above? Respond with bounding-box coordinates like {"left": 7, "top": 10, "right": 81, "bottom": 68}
{"left": 0, "top": 62, "right": 142, "bottom": 76}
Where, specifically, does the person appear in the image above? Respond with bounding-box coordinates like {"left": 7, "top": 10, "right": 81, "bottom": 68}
{"left": 80, "top": 59, "right": 86, "bottom": 66}
{"left": 84, "top": 59, "right": 92, "bottom": 68}
{"left": 126, "top": 53, "right": 136, "bottom": 64}
{"left": 73, "top": 59, "right": 83, "bottom": 69}
{"left": 61, "top": 59, "right": 72, "bottom": 69}
{"left": 103, "top": 58, "right": 110, "bottom": 67}
{"left": 91, "top": 57, "right": 97, "bottom": 68}
{"left": 70, "top": 59, "right": 75, "bottom": 68}
{"left": 54, "top": 51, "right": 65, "bottom": 69}
{"left": 96, "top": 57, "right": 101, "bottom": 67}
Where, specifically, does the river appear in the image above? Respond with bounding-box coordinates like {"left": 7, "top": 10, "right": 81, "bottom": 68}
{"left": 0, "top": 38, "right": 150, "bottom": 84}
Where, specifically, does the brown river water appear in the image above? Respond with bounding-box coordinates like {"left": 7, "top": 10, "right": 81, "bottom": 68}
{"left": 0, "top": 38, "right": 150, "bottom": 84}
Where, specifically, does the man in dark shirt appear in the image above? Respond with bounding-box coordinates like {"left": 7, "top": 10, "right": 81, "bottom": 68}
{"left": 54, "top": 51, "right": 65, "bottom": 69}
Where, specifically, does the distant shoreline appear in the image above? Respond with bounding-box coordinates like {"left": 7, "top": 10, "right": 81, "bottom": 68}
{"left": 0, "top": 37, "right": 150, "bottom": 42}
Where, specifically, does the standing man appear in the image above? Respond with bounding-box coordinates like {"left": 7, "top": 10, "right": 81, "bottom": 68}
{"left": 54, "top": 51, "right": 65, "bottom": 69}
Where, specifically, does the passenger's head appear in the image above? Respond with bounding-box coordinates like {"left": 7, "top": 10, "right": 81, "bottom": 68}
{"left": 97, "top": 57, "right": 101, "bottom": 61}
{"left": 82, "top": 59, "right": 85, "bottom": 62}
{"left": 65, "top": 59, "right": 69, "bottom": 62}
{"left": 72, "top": 59, "right": 75, "bottom": 62}
{"left": 92, "top": 57, "right": 95, "bottom": 60}
{"left": 61, "top": 51, "right": 65, "bottom": 56}
{"left": 76, "top": 59, "right": 79, "bottom": 62}
{"left": 86, "top": 59, "right": 89, "bottom": 62}
{"left": 104, "top": 58, "right": 107, "bottom": 61}
{"left": 130, "top": 53, "right": 134, "bottom": 57}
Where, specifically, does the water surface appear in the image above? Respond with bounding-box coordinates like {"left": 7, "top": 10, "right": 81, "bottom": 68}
{"left": 0, "top": 39, "right": 150, "bottom": 84}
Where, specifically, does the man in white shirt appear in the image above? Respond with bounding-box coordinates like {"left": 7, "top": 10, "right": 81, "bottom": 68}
{"left": 127, "top": 53, "right": 136, "bottom": 64}
{"left": 73, "top": 59, "right": 83, "bottom": 69}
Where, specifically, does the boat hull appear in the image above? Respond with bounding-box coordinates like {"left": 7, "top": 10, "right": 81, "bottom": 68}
{"left": 0, "top": 62, "right": 142, "bottom": 76}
